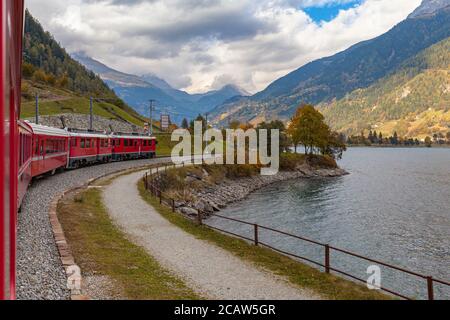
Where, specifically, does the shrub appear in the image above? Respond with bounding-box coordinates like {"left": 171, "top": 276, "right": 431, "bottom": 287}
{"left": 306, "top": 155, "right": 337, "bottom": 169}
{"left": 280, "top": 153, "right": 306, "bottom": 170}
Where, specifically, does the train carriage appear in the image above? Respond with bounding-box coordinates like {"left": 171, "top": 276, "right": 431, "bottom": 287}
{"left": 111, "top": 134, "right": 156, "bottom": 161}
{"left": 140, "top": 136, "right": 157, "bottom": 159}
{"left": 18, "top": 121, "right": 33, "bottom": 208}
{"left": 68, "top": 131, "right": 112, "bottom": 168}
{"left": 30, "top": 123, "right": 69, "bottom": 178}
{"left": 1, "top": 0, "right": 24, "bottom": 300}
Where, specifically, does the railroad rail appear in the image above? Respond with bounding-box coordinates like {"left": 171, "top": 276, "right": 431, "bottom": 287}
{"left": 143, "top": 164, "right": 450, "bottom": 300}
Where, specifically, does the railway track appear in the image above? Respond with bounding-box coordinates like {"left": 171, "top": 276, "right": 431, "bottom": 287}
{"left": 16, "top": 157, "right": 171, "bottom": 300}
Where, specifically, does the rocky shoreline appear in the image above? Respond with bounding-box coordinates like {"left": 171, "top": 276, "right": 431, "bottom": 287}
{"left": 175, "top": 164, "right": 349, "bottom": 218}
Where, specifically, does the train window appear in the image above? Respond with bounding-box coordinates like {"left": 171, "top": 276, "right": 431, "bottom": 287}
{"left": 124, "top": 140, "right": 128, "bottom": 147}
{"left": 86, "top": 139, "right": 91, "bottom": 148}
{"left": 92, "top": 139, "right": 95, "bottom": 148}
{"left": 81, "top": 138, "right": 85, "bottom": 148}
{"left": 71, "top": 138, "right": 77, "bottom": 148}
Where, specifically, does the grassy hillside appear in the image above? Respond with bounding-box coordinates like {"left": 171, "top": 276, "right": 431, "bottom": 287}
{"left": 21, "top": 80, "right": 148, "bottom": 127}
{"left": 321, "top": 37, "right": 450, "bottom": 139}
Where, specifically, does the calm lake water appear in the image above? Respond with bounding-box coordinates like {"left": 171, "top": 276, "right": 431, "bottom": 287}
{"left": 207, "top": 148, "right": 450, "bottom": 299}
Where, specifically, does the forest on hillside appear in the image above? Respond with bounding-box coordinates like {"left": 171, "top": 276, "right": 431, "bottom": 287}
{"left": 21, "top": 10, "right": 130, "bottom": 111}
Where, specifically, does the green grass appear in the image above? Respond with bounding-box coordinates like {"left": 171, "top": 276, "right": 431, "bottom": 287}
{"left": 138, "top": 180, "right": 391, "bottom": 300}
{"left": 57, "top": 187, "right": 200, "bottom": 300}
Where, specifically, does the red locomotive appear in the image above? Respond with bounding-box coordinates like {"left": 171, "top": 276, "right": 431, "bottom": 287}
{"left": 68, "top": 130, "right": 111, "bottom": 168}
{"left": 0, "top": 1, "right": 158, "bottom": 299}
{"left": 111, "top": 133, "right": 156, "bottom": 161}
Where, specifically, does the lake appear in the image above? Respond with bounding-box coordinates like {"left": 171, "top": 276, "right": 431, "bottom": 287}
{"left": 207, "top": 148, "right": 450, "bottom": 299}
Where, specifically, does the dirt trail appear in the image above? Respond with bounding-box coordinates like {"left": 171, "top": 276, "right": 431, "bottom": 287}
{"left": 103, "top": 170, "right": 321, "bottom": 300}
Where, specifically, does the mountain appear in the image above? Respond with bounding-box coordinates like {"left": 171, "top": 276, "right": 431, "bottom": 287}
{"left": 71, "top": 52, "right": 151, "bottom": 88}
{"left": 321, "top": 37, "right": 450, "bottom": 139}
{"left": 72, "top": 54, "right": 248, "bottom": 123}
{"left": 211, "top": 1, "right": 450, "bottom": 130}
{"left": 408, "top": 0, "right": 450, "bottom": 18}
{"left": 22, "top": 10, "right": 146, "bottom": 125}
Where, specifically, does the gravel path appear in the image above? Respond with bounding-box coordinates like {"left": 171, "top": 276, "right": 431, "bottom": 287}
{"left": 17, "top": 158, "right": 171, "bottom": 300}
{"left": 103, "top": 170, "right": 320, "bottom": 300}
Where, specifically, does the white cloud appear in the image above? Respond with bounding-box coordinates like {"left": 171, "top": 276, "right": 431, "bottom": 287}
{"left": 25, "top": 0, "right": 422, "bottom": 93}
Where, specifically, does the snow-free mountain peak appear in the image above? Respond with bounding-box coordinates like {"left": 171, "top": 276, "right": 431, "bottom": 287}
{"left": 72, "top": 53, "right": 249, "bottom": 123}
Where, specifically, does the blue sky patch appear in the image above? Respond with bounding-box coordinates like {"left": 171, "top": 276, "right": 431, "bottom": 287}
{"left": 304, "top": 1, "right": 362, "bottom": 23}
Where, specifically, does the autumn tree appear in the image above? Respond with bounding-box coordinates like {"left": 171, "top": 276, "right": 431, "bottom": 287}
{"left": 287, "top": 104, "right": 346, "bottom": 159}
{"left": 228, "top": 120, "right": 241, "bottom": 130}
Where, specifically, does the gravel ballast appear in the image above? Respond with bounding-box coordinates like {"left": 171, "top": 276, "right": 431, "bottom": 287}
{"left": 16, "top": 158, "right": 171, "bottom": 300}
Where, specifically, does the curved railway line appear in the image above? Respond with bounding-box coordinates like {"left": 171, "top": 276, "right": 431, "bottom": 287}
{"left": 16, "top": 158, "right": 171, "bottom": 300}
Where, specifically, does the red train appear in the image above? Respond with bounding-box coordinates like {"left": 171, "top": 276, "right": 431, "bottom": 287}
{"left": 1, "top": 1, "right": 158, "bottom": 299}
{"left": 16, "top": 123, "right": 157, "bottom": 211}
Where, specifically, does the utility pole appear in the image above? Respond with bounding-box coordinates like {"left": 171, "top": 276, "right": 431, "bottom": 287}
{"left": 89, "top": 96, "right": 94, "bottom": 131}
{"left": 149, "top": 99, "right": 156, "bottom": 136}
{"left": 35, "top": 93, "right": 39, "bottom": 124}
{"left": 205, "top": 112, "right": 209, "bottom": 128}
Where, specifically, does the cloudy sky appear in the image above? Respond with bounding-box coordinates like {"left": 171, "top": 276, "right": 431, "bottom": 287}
{"left": 26, "top": 0, "right": 422, "bottom": 94}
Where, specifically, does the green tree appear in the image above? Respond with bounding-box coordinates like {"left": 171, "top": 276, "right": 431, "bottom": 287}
{"left": 181, "top": 118, "right": 189, "bottom": 129}
{"left": 190, "top": 114, "right": 207, "bottom": 133}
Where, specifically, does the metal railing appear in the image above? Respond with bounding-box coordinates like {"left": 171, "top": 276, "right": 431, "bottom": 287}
{"left": 143, "top": 164, "right": 450, "bottom": 300}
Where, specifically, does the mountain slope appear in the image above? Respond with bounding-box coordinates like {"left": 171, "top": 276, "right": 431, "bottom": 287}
{"left": 321, "top": 37, "right": 450, "bottom": 138}
{"left": 409, "top": 0, "right": 450, "bottom": 18}
{"left": 72, "top": 54, "right": 249, "bottom": 123}
{"left": 211, "top": 1, "right": 450, "bottom": 127}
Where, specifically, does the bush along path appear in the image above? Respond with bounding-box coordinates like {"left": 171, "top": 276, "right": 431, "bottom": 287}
{"left": 103, "top": 169, "right": 321, "bottom": 300}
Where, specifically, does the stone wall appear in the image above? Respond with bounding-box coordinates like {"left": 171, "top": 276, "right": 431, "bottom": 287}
{"left": 26, "top": 113, "right": 145, "bottom": 133}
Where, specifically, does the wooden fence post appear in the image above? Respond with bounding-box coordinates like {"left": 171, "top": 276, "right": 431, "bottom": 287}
{"left": 254, "top": 224, "right": 259, "bottom": 246}
{"left": 325, "top": 245, "right": 330, "bottom": 274}
{"left": 427, "top": 277, "right": 434, "bottom": 300}
{"left": 197, "top": 210, "right": 203, "bottom": 225}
